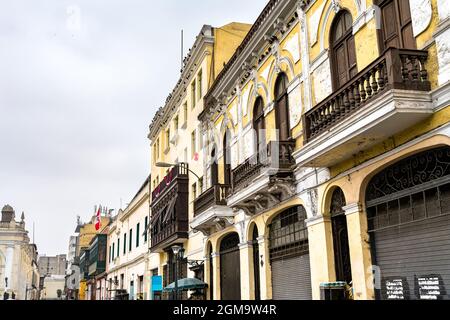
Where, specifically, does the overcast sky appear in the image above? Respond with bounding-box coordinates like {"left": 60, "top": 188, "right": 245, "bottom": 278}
{"left": 0, "top": 0, "right": 266, "bottom": 256}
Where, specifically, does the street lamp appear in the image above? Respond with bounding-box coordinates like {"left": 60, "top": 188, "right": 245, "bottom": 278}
{"left": 171, "top": 245, "right": 182, "bottom": 300}
{"left": 156, "top": 162, "right": 201, "bottom": 180}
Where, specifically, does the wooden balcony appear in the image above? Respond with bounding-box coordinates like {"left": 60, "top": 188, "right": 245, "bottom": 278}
{"left": 150, "top": 163, "right": 189, "bottom": 252}
{"left": 193, "top": 184, "right": 230, "bottom": 217}
{"left": 297, "top": 48, "right": 433, "bottom": 167}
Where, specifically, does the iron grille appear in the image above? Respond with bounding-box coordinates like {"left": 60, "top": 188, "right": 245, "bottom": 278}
{"left": 368, "top": 182, "right": 450, "bottom": 232}
{"left": 366, "top": 147, "right": 450, "bottom": 205}
{"left": 269, "top": 206, "right": 309, "bottom": 261}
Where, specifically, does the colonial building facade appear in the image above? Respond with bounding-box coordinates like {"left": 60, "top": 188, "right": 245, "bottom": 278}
{"left": 147, "top": 23, "right": 252, "bottom": 300}
{"left": 76, "top": 212, "right": 111, "bottom": 300}
{"left": 147, "top": 0, "right": 450, "bottom": 300}
{"left": 106, "top": 177, "right": 150, "bottom": 300}
{"left": 0, "top": 205, "right": 40, "bottom": 300}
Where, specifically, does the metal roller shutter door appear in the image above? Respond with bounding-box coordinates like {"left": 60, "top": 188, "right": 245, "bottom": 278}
{"left": 271, "top": 254, "right": 312, "bottom": 300}
{"left": 374, "top": 214, "right": 450, "bottom": 300}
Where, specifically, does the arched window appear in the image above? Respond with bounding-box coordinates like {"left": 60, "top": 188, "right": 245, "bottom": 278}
{"left": 210, "top": 146, "right": 218, "bottom": 186}
{"left": 330, "top": 10, "right": 357, "bottom": 89}
{"left": 274, "top": 73, "right": 291, "bottom": 141}
{"left": 253, "top": 97, "right": 266, "bottom": 153}
{"left": 223, "top": 130, "right": 232, "bottom": 185}
{"left": 377, "top": 0, "right": 416, "bottom": 51}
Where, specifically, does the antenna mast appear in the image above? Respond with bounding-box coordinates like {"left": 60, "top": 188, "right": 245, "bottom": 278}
{"left": 181, "top": 29, "right": 184, "bottom": 71}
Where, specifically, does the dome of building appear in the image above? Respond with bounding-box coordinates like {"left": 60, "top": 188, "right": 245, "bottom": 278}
{"left": 2, "top": 204, "right": 14, "bottom": 213}
{"left": 1, "top": 204, "right": 16, "bottom": 223}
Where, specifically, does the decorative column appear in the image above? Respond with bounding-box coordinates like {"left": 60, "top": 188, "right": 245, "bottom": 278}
{"left": 211, "top": 252, "right": 221, "bottom": 300}
{"left": 204, "top": 253, "right": 211, "bottom": 300}
{"left": 344, "top": 202, "right": 375, "bottom": 300}
{"left": 435, "top": 0, "right": 450, "bottom": 85}
{"left": 4, "top": 246, "right": 14, "bottom": 291}
{"left": 257, "top": 235, "right": 272, "bottom": 300}
{"left": 306, "top": 215, "right": 335, "bottom": 300}
{"left": 239, "top": 242, "right": 252, "bottom": 300}
{"left": 297, "top": 4, "right": 313, "bottom": 112}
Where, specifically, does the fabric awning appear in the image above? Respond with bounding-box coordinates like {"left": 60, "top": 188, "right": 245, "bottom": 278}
{"left": 163, "top": 278, "right": 208, "bottom": 292}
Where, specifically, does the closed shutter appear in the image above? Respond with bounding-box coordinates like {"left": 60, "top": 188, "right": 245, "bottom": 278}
{"left": 271, "top": 254, "right": 312, "bottom": 300}
{"left": 379, "top": 0, "right": 416, "bottom": 50}
{"left": 373, "top": 214, "right": 450, "bottom": 300}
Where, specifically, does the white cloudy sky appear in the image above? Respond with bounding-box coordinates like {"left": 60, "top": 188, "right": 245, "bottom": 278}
{"left": 0, "top": 0, "right": 266, "bottom": 256}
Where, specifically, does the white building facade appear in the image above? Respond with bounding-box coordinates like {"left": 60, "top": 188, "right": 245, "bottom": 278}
{"left": 0, "top": 205, "right": 40, "bottom": 300}
{"left": 106, "top": 177, "right": 150, "bottom": 300}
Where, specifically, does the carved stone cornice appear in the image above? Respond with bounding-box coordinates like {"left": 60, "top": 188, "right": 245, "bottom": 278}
{"left": 231, "top": 175, "right": 296, "bottom": 217}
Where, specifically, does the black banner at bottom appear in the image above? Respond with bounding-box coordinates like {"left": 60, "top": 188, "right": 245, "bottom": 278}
{"left": 0, "top": 300, "right": 446, "bottom": 319}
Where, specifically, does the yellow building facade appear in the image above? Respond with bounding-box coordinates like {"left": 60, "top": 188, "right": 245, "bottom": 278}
{"left": 147, "top": 23, "right": 252, "bottom": 299}
{"left": 76, "top": 214, "right": 111, "bottom": 300}
{"left": 148, "top": 0, "right": 450, "bottom": 300}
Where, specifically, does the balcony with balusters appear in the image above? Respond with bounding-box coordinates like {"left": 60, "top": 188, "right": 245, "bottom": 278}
{"left": 190, "top": 184, "right": 234, "bottom": 236}
{"left": 296, "top": 47, "right": 432, "bottom": 168}
{"left": 225, "top": 140, "right": 297, "bottom": 216}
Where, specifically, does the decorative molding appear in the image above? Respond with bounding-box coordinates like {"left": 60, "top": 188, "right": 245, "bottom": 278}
{"left": 283, "top": 32, "right": 301, "bottom": 62}
{"left": 288, "top": 83, "right": 302, "bottom": 129}
{"left": 343, "top": 202, "right": 363, "bottom": 216}
{"left": 410, "top": 0, "right": 433, "bottom": 37}
{"left": 437, "top": 0, "right": 450, "bottom": 21}
{"left": 308, "top": 1, "right": 326, "bottom": 47}
{"left": 432, "top": 79, "right": 450, "bottom": 112}
{"left": 305, "top": 214, "right": 331, "bottom": 228}
{"left": 353, "top": 5, "right": 377, "bottom": 34}
{"left": 434, "top": 24, "right": 450, "bottom": 85}
{"left": 312, "top": 56, "right": 332, "bottom": 104}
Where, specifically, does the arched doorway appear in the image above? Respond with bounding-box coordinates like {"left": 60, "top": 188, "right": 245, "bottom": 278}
{"left": 251, "top": 225, "right": 261, "bottom": 300}
{"left": 223, "top": 130, "right": 232, "bottom": 185}
{"left": 330, "top": 10, "right": 357, "bottom": 90}
{"left": 220, "top": 233, "right": 241, "bottom": 300}
{"left": 274, "top": 73, "right": 291, "bottom": 141}
{"left": 366, "top": 147, "right": 450, "bottom": 300}
{"left": 330, "top": 188, "right": 352, "bottom": 285}
{"left": 269, "top": 206, "right": 312, "bottom": 300}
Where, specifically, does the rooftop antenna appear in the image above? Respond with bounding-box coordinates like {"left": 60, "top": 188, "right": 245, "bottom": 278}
{"left": 181, "top": 29, "right": 184, "bottom": 71}
{"left": 33, "top": 221, "right": 35, "bottom": 244}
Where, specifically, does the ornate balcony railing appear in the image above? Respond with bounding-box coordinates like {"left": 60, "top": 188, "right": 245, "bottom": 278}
{"left": 193, "top": 184, "right": 230, "bottom": 217}
{"left": 303, "top": 47, "right": 430, "bottom": 142}
{"left": 232, "top": 140, "right": 295, "bottom": 192}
